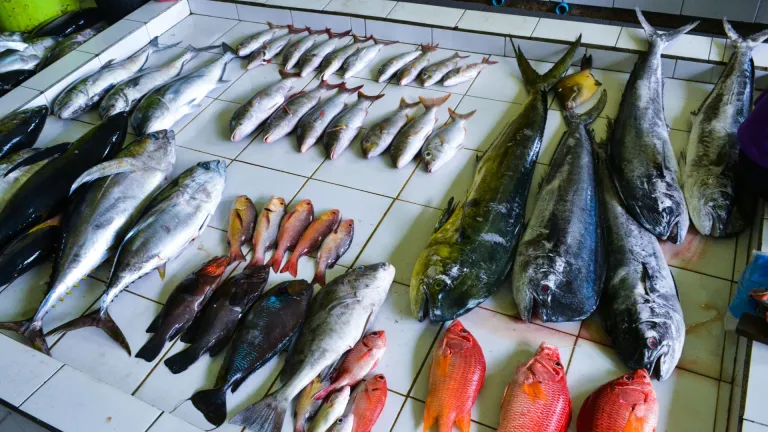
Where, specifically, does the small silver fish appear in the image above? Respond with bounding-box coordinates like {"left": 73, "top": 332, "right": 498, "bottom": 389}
{"left": 309, "top": 386, "right": 351, "bottom": 432}
{"left": 0, "top": 31, "right": 27, "bottom": 52}
{"left": 390, "top": 93, "right": 450, "bottom": 168}
{"left": 422, "top": 108, "right": 476, "bottom": 173}
{"left": 320, "top": 34, "right": 370, "bottom": 80}
{"left": 283, "top": 27, "right": 329, "bottom": 70}
{"left": 236, "top": 22, "right": 289, "bottom": 57}
{"left": 299, "top": 29, "right": 352, "bottom": 77}
{"left": 230, "top": 69, "right": 303, "bottom": 142}
{"left": 262, "top": 80, "right": 342, "bottom": 143}
{"left": 247, "top": 26, "right": 308, "bottom": 69}
{"left": 442, "top": 56, "right": 498, "bottom": 87}
{"left": 377, "top": 45, "right": 423, "bottom": 83}
{"left": 343, "top": 36, "right": 397, "bottom": 79}
{"left": 361, "top": 97, "right": 420, "bottom": 158}
{"left": 396, "top": 43, "right": 439, "bottom": 86}
{"left": 296, "top": 83, "right": 362, "bottom": 152}
{"left": 420, "top": 52, "right": 470, "bottom": 87}
{"left": 327, "top": 415, "right": 354, "bottom": 432}
{"left": 325, "top": 92, "right": 385, "bottom": 160}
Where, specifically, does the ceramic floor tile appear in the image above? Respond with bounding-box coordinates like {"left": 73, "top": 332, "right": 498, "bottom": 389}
{"left": 147, "top": 0, "right": 191, "bottom": 39}
{"left": 399, "top": 50, "right": 487, "bottom": 95}
{"left": 456, "top": 10, "right": 539, "bottom": 38}
{"left": 172, "top": 96, "right": 217, "bottom": 135}
{"left": 147, "top": 413, "right": 202, "bottom": 432}
{"left": 218, "top": 63, "right": 316, "bottom": 105}
{"left": 744, "top": 421, "right": 768, "bottom": 432}
{"left": 304, "top": 76, "right": 387, "bottom": 108}
{"left": 578, "top": 313, "right": 611, "bottom": 346}
{"left": 0, "top": 87, "right": 41, "bottom": 119}
{"left": 654, "top": 368, "right": 719, "bottom": 431}
{"left": 373, "top": 391, "right": 407, "bottom": 432}
{"left": 21, "top": 365, "right": 160, "bottom": 432}
{"left": 431, "top": 29, "right": 505, "bottom": 58}
{"left": 211, "top": 20, "right": 269, "bottom": 48}
{"left": 364, "top": 20, "right": 432, "bottom": 46}
{"left": 454, "top": 96, "right": 519, "bottom": 153}
{"left": 97, "top": 24, "right": 153, "bottom": 66}
{"left": 340, "top": 42, "right": 420, "bottom": 82}
{"left": 236, "top": 4, "right": 292, "bottom": 25}
{"left": 364, "top": 84, "right": 460, "bottom": 131}
{"left": 745, "top": 341, "right": 768, "bottom": 425}
{"left": 324, "top": 0, "right": 397, "bottom": 18}
{"left": 391, "top": 398, "right": 495, "bottom": 432}
{"left": 661, "top": 227, "right": 737, "bottom": 281}
{"left": 507, "top": 38, "right": 587, "bottom": 65}
{"left": 399, "top": 148, "right": 476, "bottom": 209}
{"left": 478, "top": 285, "right": 583, "bottom": 336}
{"left": 0, "top": 335, "right": 62, "bottom": 406}
{"left": 126, "top": 0, "right": 186, "bottom": 23}
{"left": 291, "top": 179, "right": 393, "bottom": 267}
{"left": 715, "top": 381, "right": 732, "bottom": 432}
{"left": 292, "top": 10, "right": 352, "bottom": 32}
{"left": 268, "top": 0, "right": 330, "bottom": 9}
{"left": 355, "top": 200, "right": 442, "bottom": 285}
{"left": 159, "top": 14, "right": 238, "bottom": 48}
{"left": 175, "top": 99, "right": 250, "bottom": 158}
{"left": 733, "top": 226, "right": 753, "bottom": 282}
{"left": 721, "top": 284, "right": 738, "bottom": 383}
{"left": 466, "top": 55, "right": 559, "bottom": 106}
{"left": 43, "top": 56, "right": 103, "bottom": 108}
{"left": 0, "top": 412, "right": 51, "bottom": 432}
{"left": 386, "top": 3, "right": 464, "bottom": 28}
{"left": 31, "top": 117, "right": 92, "bottom": 148}
{"left": 170, "top": 146, "right": 231, "bottom": 181}
{"left": 532, "top": 18, "right": 621, "bottom": 47}
{"left": 188, "top": 0, "right": 239, "bottom": 19}
{"left": 237, "top": 132, "right": 327, "bottom": 177}
{"left": 78, "top": 19, "right": 147, "bottom": 55}
{"left": 663, "top": 78, "right": 713, "bottom": 132}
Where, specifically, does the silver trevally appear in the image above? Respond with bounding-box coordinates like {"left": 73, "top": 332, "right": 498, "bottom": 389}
{"left": 376, "top": 44, "right": 424, "bottom": 83}
{"left": 236, "top": 22, "right": 289, "bottom": 57}
{"left": 442, "top": 56, "right": 498, "bottom": 87}
{"left": 420, "top": 52, "right": 470, "bottom": 87}
{"left": 296, "top": 83, "right": 362, "bottom": 152}
{"left": 283, "top": 27, "right": 328, "bottom": 71}
{"left": 390, "top": 94, "right": 450, "bottom": 168}
{"left": 262, "top": 80, "right": 341, "bottom": 143}
{"left": 320, "top": 34, "right": 370, "bottom": 80}
{"left": 299, "top": 29, "right": 352, "bottom": 78}
{"left": 422, "top": 108, "right": 476, "bottom": 173}
{"left": 396, "top": 43, "right": 439, "bottom": 86}
{"left": 247, "top": 26, "right": 308, "bottom": 70}
{"left": 343, "top": 36, "right": 396, "bottom": 79}
{"left": 325, "top": 92, "right": 384, "bottom": 160}
{"left": 230, "top": 70, "right": 303, "bottom": 142}
{"left": 361, "top": 97, "right": 420, "bottom": 158}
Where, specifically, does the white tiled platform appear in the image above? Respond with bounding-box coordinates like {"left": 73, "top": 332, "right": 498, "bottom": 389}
{"left": 0, "top": 2, "right": 763, "bottom": 432}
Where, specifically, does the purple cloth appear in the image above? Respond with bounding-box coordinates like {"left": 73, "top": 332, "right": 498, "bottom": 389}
{"left": 738, "top": 90, "right": 768, "bottom": 169}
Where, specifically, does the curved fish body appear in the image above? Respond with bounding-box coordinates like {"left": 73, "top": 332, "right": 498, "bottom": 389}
{"left": 296, "top": 83, "right": 362, "bottom": 152}
{"left": 409, "top": 38, "right": 581, "bottom": 322}
{"left": 248, "top": 196, "right": 286, "bottom": 268}
{"left": 131, "top": 43, "right": 238, "bottom": 135}
{"left": 227, "top": 195, "right": 257, "bottom": 262}
{"left": 299, "top": 30, "right": 352, "bottom": 78}
{"left": 0, "top": 105, "right": 48, "bottom": 159}
{"left": 0, "top": 51, "right": 40, "bottom": 73}
{"left": 263, "top": 80, "right": 341, "bottom": 143}
{"left": 442, "top": 56, "right": 498, "bottom": 87}
{"left": 295, "top": 376, "right": 330, "bottom": 432}
{"left": 325, "top": 92, "right": 384, "bottom": 160}
{"left": 512, "top": 90, "right": 607, "bottom": 323}
{"left": 684, "top": 20, "right": 765, "bottom": 237}
{"left": 0, "top": 216, "right": 61, "bottom": 288}
{"left": 329, "top": 415, "right": 354, "bottom": 432}
{"left": 310, "top": 386, "right": 351, "bottom": 432}
{"left": 0, "top": 146, "right": 71, "bottom": 212}
{"left": 280, "top": 209, "right": 341, "bottom": 277}
{"left": 45, "top": 160, "right": 226, "bottom": 355}
{"left": 54, "top": 37, "right": 177, "bottom": 119}
{"left": 236, "top": 22, "right": 289, "bottom": 57}
{"left": 320, "top": 35, "right": 369, "bottom": 80}
{"left": 230, "top": 70, "right": 302, "bottom": 142}
{"left": 361, "top": 97, "right": 419, "bottom": 158}
{"left": 346, "top": 375, "right": 388, "bottom": 432}
{"left": 377, "top": 47, "right": 422, "bottom": 83}
{"left": 30, "top": 10, "right": 103, "bottom": 39}
{"left": 190, "top": 279, "right": 313, "bottom": 427}
{"left": 268, "top": 199, "right": 314, "bottom": 273}
{"left": 610, "top": 9, "right": 696, "bottom": 244}
{"left": 283, "top": 28, "right": 327, "bottom": 70}
{"left": 313, "top": 330, "right": 385, "bottom": 401}
{"left": 230, "top": 263, "right": 395, "bottom": 432}
{"left": 396, "top": 43, "right": 438, "bottom": 86}
{"left": 422, "top": 108, "right": 476, "bottom": 173}
{"left": 390, "top": 94, "right": 450, "bottom": 168}
{"left": 420, "top": 52, "right": 468, "bottom": 87}
{"left": 99, "top": 47, "right": 200, "bottom": 118}
{"left": 247, "top": 27, "right": 308, "bottom": 69}
{"left": 343, "top": 37, "right": 395, "bottom": 79}
{"left": 596, "top": 140, "right": 685, "bottom": 381}
{"left": 576, "top": 370, "right": 658, "bottom": 432}
{"left": 313, "top": 218, "right": 354, "bottom": 287}
{"left": 38, "top": 24, "right": 105, "bottom": 70}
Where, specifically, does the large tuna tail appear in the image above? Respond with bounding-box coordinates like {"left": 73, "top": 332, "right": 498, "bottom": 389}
{"left": 229, "top": 392, "right": 288, "bottom": 432}
{"left": 565, "top": 89, "right": 607, "bottom": 126}
{"left": 636, "top": 8, "right": 699, "bottom": 48}
{"left": 46, "top": 309, "right": 131, "bottom": 355}
{"left": 723, "top": 18, "right": 768, "bottom": 52}
{"left": 190, "top": 387, "right": 228, "bottom": 427}
{"left": 0, "top": 318, "right": 50, "bottom": 355}
{"left": 514, "top": 35, "right": 581, "bottom": 92}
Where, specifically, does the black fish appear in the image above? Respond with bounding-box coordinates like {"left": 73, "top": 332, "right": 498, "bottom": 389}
{"left": 0, "top": 70, "right": 35, "bottom": 96}
{"left": 0, "top": 106, "right": 48, "bottom": 159}
{"left": 0, "top": 215, "right": 61, "bottom": 287}
{"left": 163, "top": 265, "right": 270, "bottom": 374}
{"left": 190, "top": 279, "right": 313, "bottom": 427}
{"left": 30, "top": 9, "right": 104, "bottom": 38}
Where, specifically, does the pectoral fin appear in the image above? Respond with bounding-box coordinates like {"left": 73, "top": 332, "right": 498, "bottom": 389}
{"left": 157, "top": 263, "right": 167, "bottom": 280}
{"left": 70, "top": 157, "right": 148, "bottom": 194}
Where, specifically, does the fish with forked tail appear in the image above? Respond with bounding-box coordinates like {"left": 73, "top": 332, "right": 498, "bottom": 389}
{"left": 247, "top": 26, "right": 308, "bottom": 69}
{"left": 420, "top": 52, "right": 470, "bottom": 87}
{"left": 346, "top": 374, "right": 388, "bottom": 432}
{"left": 422, "top": 108, "right": 476, "bottom": 173}
{"left": 230, "top": 70, "right": 304, "bottom": 142}
{"left": 442, "top": 56, "right": 497, "bottom": 87}
{"left": 283, "top": 27, "right": 328, "bottom": 71}
{"left": 325, "top": 92, "right": 385, "bottom": 160}
{"left": 313, "top": 330, "right": 386, "bottom": 401}
{"left": 227, "top": 195, "right": 257, "bottom": 262}
{"left": 313, "top": 218, "right": 354, "bottom": 286}
{"left": 390, "top": 93, "right": 451, "bottom": 169}
{"left": 396, "top": 43, "right": 439, "bottom": 86}
{"left": 297, "top": 83, "right": 363, "bottom": 153}
{"left": 320, "top": 34, "right": 370, "bottom": 80}
{"left": 343, "top": 37, "right": 397, "bottom": 79}
{"left": 263, "top": 80, "right": 342, "bottom": 144}
{"left": 268, "top": 199, "right": 314, "bottom": 273}
{"left": 377, "top": 45, "right": 423, "bottom": 83}
{"left": 361, "top": 97, "right": 420, "bottom": 159}
{"left": 281, "top": 209, "right": 341, "bottom": 277}
{"left": 296, "top": 376, "right": 331, "bottom": 432}
{"left": 236, "top": 22, "right": 290, "bottom": 57}
{"left": 299, "top": 29, "right": 352, "bottom": 77}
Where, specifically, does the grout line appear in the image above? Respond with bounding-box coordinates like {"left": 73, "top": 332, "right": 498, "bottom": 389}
{"left": 142, "top": 411, "right": 163, "bottom": 432}
{"left": 18, "top": 363, "right": 65, "bottom": 407}
{"left": 132, "top": 337, "right": 180, "bottom": 397}
{"left": 47, "top": 294, "right": 103, "bottom": 352}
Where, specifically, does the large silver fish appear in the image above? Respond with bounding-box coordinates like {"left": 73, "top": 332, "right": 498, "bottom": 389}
{"left": 230, "top": 70, "right": 303, "bottom": 142}
{"left": 325, "top": 92, "right": 384, "bottom": 160}
{"left": 343, "top": 37, "right": 396, "bottom": 79}
{"left": 0, "top": 36, "right": 58, "bottom": 73}
{"left": 0, "top": 31, "right": 27, "bottom": 52}
{"left": 420, "top": 52, "right": 469, "bottom": 87}
{"left": 442, "top": 56, "right": 498, "bottom": 87}
{"left": 361, "top": 97, "right": 420, "bottom": 158}
{"left": 396, "top": 43, "right": 439, "bottom": 86}
{"left": 512, "top": 90, "right": 607, "bottom": 323}
{"left": 320, "top": 34, "right": 370, "bottom": 80}
{"left": 99, "top": 46, "right": 202, "bottom": 118}
{"left": 230, "top": 262, "right": 395, "bottom": 432}
{"left": 262, "top": 80, "right": 341, "bottom": 143}
{"left": 376, "top": 45, "right": 423, "bottom": 83}
{"left": 236, "top": 22, "right": 289, "bottom": 57}
{"left": 299, "top": 29, "right": 352, "bottom": 78}
{"left": 421, "top": 108, "right": 476, "bottom": 173}
{"left": 54, "top": 36, "right": 177, "bottom": 119}
{"left": 390, "top": 93, "right": 450, "bottom": 168}
{"left": 296, "top": 83, "right": 362, "bottom": 152}
{"left": 46, "top": 160, "right": 226, "bottom": 355}
{"left": 683, "top": 19, "right": 766, "bottom": 237}
{"left": 247, "top": 26, "right": 308, "bottom": 70}
{"left": 130, "top": 43, "right": 239, "bottom": 135}
{"left": 37, "top": 24, "right": 106, "bottom": 70}
{"left": 283, "top": 27, "right": 327, "bottom": 71}
{"left": 610, "top": 9, "right": 697, "bottom": 244}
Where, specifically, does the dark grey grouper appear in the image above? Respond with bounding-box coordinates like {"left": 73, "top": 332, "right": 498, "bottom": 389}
{"left": 610, "top": 9, "right": 698, "bottom": 244}
{"left": 512, "top": 90, "right": 607, "bottom": 323}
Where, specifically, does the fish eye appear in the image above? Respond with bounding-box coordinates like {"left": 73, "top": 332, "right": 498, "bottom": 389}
{"left": 336, "top": 418, "right": 344, "bottom": 424}
{"left": 424, "top": 151, "right": 432, "bottom": 158}
{"left": 371, "top": 331, "right": 380, "bottom": 336}
{"left": 624, "top": 375, "right": 633, "bottom": 382}
{"left": 460, "top": 329, "right": 469, "bottom": 335}
{"left": 555, "top": 361, "right": 562, "bottom": 368}
{"left": 200, "top": 162, "right": 210, "bottom": 169}
{"left": 377, "top": 375, "right": 385, "bottom": 381}
{"left": 356, "top": 265, "right": 365, "bottom": 271}
{"left": 647, "top": 337, "right": 659, "bottom": 349}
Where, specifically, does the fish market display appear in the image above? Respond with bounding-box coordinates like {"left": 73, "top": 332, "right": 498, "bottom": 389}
{"left": 46, "top": 160, "right": 226, "bottom": 355}
{"left": 30, "top": 9, "right": 103, "bottom": 39}
{"left": 610, "top": 9, "right": 696, "bottom": 244}
{"left": 297, "top": 83, "right": 362, "bottom": 153}
{"left": 555, "top": 54, "right": 602, "bottom": 110}
{"left": 512, "top": 90, "right": 607, "bottom": 323}
{"left": 683, "top": 20, "right": 765, "bottom": 237}
{"left": 329, "top": 415, "right": 354, "bottom": 432}
{"left": 397, "top": 43, "right": 438, "bottom": 86}
{"left": 99, "top": 46, "right": 201, "bottom": 118}
{"left": 361, "top": 97, "right": 420, "bottom": 158}
{"left": 313, "top": 330, "right": 386, "bottom": 401}
{"left": 390, "top": 94, "right": 450, "bottom": 169}
{"left": 410, "top": 37, "right": 580, "bottom": 322}
{"left": 263, "top": 80, "right": 341, "bottom": 144}
{"left": 54, "top": 37, "right": 177, "bottom": 119}
{"left": 135, "top": 256, "right": 231, "bottom": 362}
{"left": 313, "top": 218, "right": 354, "bottom": 286}
{"left": 227, "top": 195, "right": 257, "bottom": 262}
{"left": 497, "top": 343, "right": 571, "bottom": 432}
{"left": 422, "top": 108, "right": 476, "bottom": 173}
{"left": 325, "top": 92, "right": 385, "bottom": 159}
{"left": 268, "top": 199, "right": 314, "bottom": 272}
{"left": 310, "top": 386, "right": 351, "bottom": 432}
{"left": 320, "top": 35, "right": 370, "bottom": 80}
{"left": 281, "top": 209, "right": 341, "bottom": 277}
{"left": 37, "top": 24, "right": 105, "bottom": 70}
{"left": 595, "top": 140, "right": 685, "bottom": 380}
{"left": 131, "top": 43, "right": 239, "bottom": 135}
{"left": 0, "top": 36, "right": 58, "bottom": 74}
{"left": 377, "top": 45, "right": 423, "bottom": 83}
{"left": 346, "top": 374, "right": 387, "bottom": 432}
{"left": 299, "top": 29, "right": 352, "bottom": 78}
{"left": 0, "top": 70, "right": 35, "bottom": 96}
{"left": 230, "top": 70, "right": 302, "bottom": 142}
{"left": 442, "top": 56, "right": 498, "bottom": 87}
{"left": 0, "top": 105, "right": 48, "bottom": 159}
{"left": 0, "top": 32, "right": 27, "bottom": 52}
{"left": 296, "top": 376, "right": 331, "bottom": 432}
{"left": 248, "top": 26, "right": 308, "bottom": 69}
{"left": 248, "top": 196, "right": 286, "bottom": 268}
{"left": 237, "top": 22, "right": 289, "bottom": 57}
{"left": 0, "top": 145, "right": 69, "bottom": 210}
{"left": 164, "top": 265, "right": 271, "bottom": 374}
{"left": 423, "top": 320, "right": 485, "bottom": 432}
{"left": 190, "top": 279, "right": 313, "bottom": 426}
{"left": 283, "top": 27, "right": 328, "bottom": 71}
{"left": 230, "top": 262, "right": 395, "bottom": 431}
{"left": 576, "top": 369, "right": 658, "bottom": 432}
{"left": 420, "top": 52, "right": 469, "bottom": 87}
{"left": 0, "top": 216, "right": 61, "bottom": 287}
{"left": 343, "top": 37, "right": 396, "bottom": 79}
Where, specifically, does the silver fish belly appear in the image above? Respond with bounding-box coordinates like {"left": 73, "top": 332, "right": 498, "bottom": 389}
{"left": 377, "top": 49, "right": 421, "bottom": 83}
{"left": 230, "top": 72, "right": 301, "bottom": 142}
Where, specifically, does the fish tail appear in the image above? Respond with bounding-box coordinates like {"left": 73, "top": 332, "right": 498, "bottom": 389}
{"left": 423, "top": 43, "right": 439, "bottom": 52}
{"left": 320, "top": 79, "right": 344, "bottom": 91}
{"left": 419, "top": 93, "right": 451, "bottom": 109}
{"left": 340, "top": 82, "right": 364, "bottom": 94}
{"left": 372, "top": 36, "right": 398, "bottom": 46}
{"left": 230, "top": 392, "right": 288, "bottom": 432}
{"left": 454, "top": 52, "right": 470, "bottom": 59}
{"left": 352, "top": 34, "right": 368, "bottom": 43}
{"left": 359, "top": 91, "right": 385, "bottom": 102}
{"left": 149, "top": 35, "right": 182, "bottom": 51}
{"left": 636, "top": 8, "right": 698, "bottom": 48}
{"left": 448, "top": 108, "right": 477, "bottom": 121}
{"left": 46, "top": 310, "right": 131, "bottom": 356}
{"left": 279, "top": 69, "right": 302, "bottom": 79}
{"left": 312, "top": 383, "right": 336, "bottom": 401}
{"left": 230, "top": 245, "right": 246, "bottom": 262}
{"left": 723, "top": 18, "right": 768, "bottom": 51}
{"left": 163, "top": 344, "right": 204, "bottom": 374}
{"left": 565, "top": 89, "right": 607, "bottom": 125}
{"left": 135, "top": 333, "right": 167, "bottom": 362}
{"left": 330, "top": 29, "right": 352, "bottom": 39}
{"left": 514, "top": 35, "right": 581, "bottom": 92}
{"left": 190, "top": 387, "right": 228, "bottom": 427}
{"left": 0, "top": 318, "right": 50, "bottom": 355}
{"left": 311, "top": 265, "right": 327, "bottom": 287}
{"left": 288, "top": 25, "right": 308, "bottom": 34}
{"left": 422, "top": 401, "right": 438, "bottom": 432}
{"left": 268, "top": 250, "right": 285, "bottom": 273}
{"left": 221, "top": 42, "right": 238, "bottom": 60}
{"left": 280, "top": 255, "right": 300, "bottom": 277}
{"left": 399, "top": 97, "right": 421, "bottom": 110}
{"left": 580, "top": 53, "right": 593, "bottom": 70}
{"left": 481, "top": 56, "right": 498, "bottom": 65}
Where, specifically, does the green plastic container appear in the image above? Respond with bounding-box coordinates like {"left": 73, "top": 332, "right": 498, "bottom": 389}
{"left": 0, "top": 0, "right": 80, "bottom": 32}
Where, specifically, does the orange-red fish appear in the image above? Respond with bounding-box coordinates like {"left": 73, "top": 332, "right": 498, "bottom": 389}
{"left": 497, "top": 343, "right": 571, "bottom": 432}
{"left": 281, "top": 209, "right": 341, "bottom": 277}
{"left": 248, "top": 196, "right": 286, "bottom": 268}
{"left": 348, "top": 374, "right": 388, "bottom": 432}
{"left": 423, "top": 320, "right": 485, "bottom": 432}
{"left": 313, "top": 218, "right": 354, "bottom": 286}
{"left": 268, "top": 199, "right": 314, "bottom": 273}
{"left": 314, "top": 330, "right": 386, "bottom": 401}
{"left": 228, "top": 195, "right": 257, "bottom": 262}
{"left": 576, "top": 369, "right": 658, "bottom": 432}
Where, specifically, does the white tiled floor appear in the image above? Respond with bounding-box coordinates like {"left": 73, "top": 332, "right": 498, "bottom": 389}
{"left": 0, "top": 11, "right": 754, "bottom": 432}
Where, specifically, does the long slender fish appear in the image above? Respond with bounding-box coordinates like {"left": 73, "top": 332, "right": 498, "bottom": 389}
{"left": 46, "top": 160, "right": 226, "bottom": 355}
{"left": 512, "top": 90, "right": 607, "bottom": 323}
{"left": 230, "top": 263, "right": 395, "bottom": 432}
{"left": 320, "top": 35, "right": 370, "bottom": 80}
{"left": 0, "top": 36, "right": 58, "bottom": 73}
{"left": 37, "top": 24, "right": 106, "bottom": 70}
{"left": 247, "top": 26, "right": 308, "bottom": 69}
{"left": 377, "top": 44, "right": 424, "bottom": 83}
{"left": 595, "top": 138, "right": 685, "bottom": 381}
{"left": 396, "top": 43, "right": 439, "bottom": 86}
{"left": 420, "top": 52, "right": 470, "bottom": 87}
{"left": 299, "top": 29, "right": 352, "bottom": 77}
{"left": 237, "top": 22, "right": 289, "bottom": 57}
{"left": 422, "top": 108, "right": 476, "bottom": 173}
{"left": 231, "top": 70, "right": 302, "bottom": 142}
{"left": 325, "top": 92, "right": 385, "bottom": 159}
{"left": 610, "top": 9, "right": 697, "bottom": 244}
{"left": 683, "top": 19, "right": 765, "bottom": 237}
{"left": 390, "top": 94, "right": 450, "bottom": 168}
{"left": 361, "top": 97, "right": 420, "bottom": 158}
{"left": 248, "top": 196, "right": 286, "bottom": 268}
{"left": 442, "top": 56, "right": 498, "bottom": 87}
{"left": 0, "top": 105, "right": 48, "bottom": 159}
{"left": 131, "top": 43, "right": 239, "bottom": 135}
{"left": 54, "top": 37, "right": 178, "bottom": 119}
{"left": 343, "top": 37, "right": 396, "bottom": 79}
{"left": 296, "top": 83, "right": 363, "bottom": 153}
{"left": 410, "top": 37, "right": 581, "bottom": 322}
{"left": 283, "top": 27, "right": 328, "bottom": 71}
{"left": 262, "top": 80, "right": 342, "bottom": 143}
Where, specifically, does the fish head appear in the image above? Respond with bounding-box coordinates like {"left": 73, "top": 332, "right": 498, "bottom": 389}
{"left": 411, "top": 245, "right": 474, "bottom": 322}
{"left": 127, "top": 129, "right": 176, "bottom": 170}
{"left": 632, "top": 184, "right": 689, "bottom": 244}
{"left": 320, "top": 209, "right": 341, "bottom": 222}
{"left": 130, "top": 96, "right": 171, "bottom": 136}
{"left": 99, "top": 91, "right": 131, "bottom": 118}
{"left": 341, "top": 263, "right": 395, "bottom": 298}
{"left": 687, "top": 177, "right": 746, "bottom": 237}
{"left": 182, "top": 160, "right": 227, "bottom": 200}
{"left": 439, "top": 320, "right": 479, "bottom": 356}
{"left": 367, "top": 373, "right": 387, "bottom": 391}
{"left": 294, "top": 199, "right": 315, "bottom": 215}
{"left": 233, "top": 195, "right": 255, "bottom": 212}
{"left": 266, "top": 196, "right": 286, "bottom": 213}
{"left": 331, "top": 415, "right": 354, "bottom": 432}
{"left": 422, "top": 140, "right": 454, "bottom": 173}
{"left": 611, "top": 369, "right": 656, "bottom": 404}
{"left": 328, "top": 385, "right": 351, "bottom": 404}
{"left": 360, "top": 129, "right": 381, "bottom": 158}
{"left": 624, "top": 313, "right": 684, "bottom": 381}
{"left": 525, "top": 342, "right": 566, "bottom": 383}
{"left": 54, "top": 87, "right": 89, "bottom": 119}
{"left": 197, "top": 256, "right": 231, "bottom": 277}
{"left": 362, "top": 330, "right": 387, "bottom": 350}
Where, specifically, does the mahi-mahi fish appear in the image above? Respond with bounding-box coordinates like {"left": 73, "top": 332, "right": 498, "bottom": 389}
{"left": 610, "top": 9, "right": 697, "bottom": 244}
{"left": 683, "top": 19, "right": 766, "bottom": 237}
{"left": 409, "top": 37, "right": 581, "bottom": 322}
{"left": 512, "top": 90, "right": 607, "bottom": 323}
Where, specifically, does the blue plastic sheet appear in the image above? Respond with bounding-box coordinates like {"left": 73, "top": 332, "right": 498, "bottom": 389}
{"left": 729, "top": 251, "right": 768, "bottom": 323}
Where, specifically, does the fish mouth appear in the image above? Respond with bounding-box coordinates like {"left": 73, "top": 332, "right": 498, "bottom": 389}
{"left": 644, "top": 345, "right": 671, "bottom": 380}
